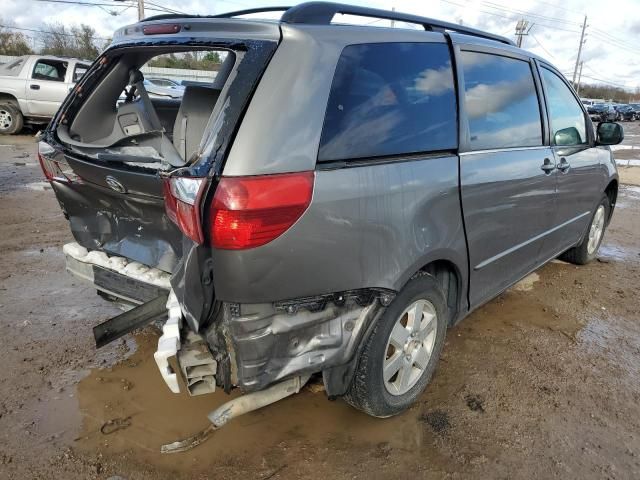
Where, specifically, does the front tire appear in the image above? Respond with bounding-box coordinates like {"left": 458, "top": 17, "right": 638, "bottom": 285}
{"left": 0, "top": 103, "right": 23, "bottom": 135}
{"left": 343, "top": 274, "right": 448, "bottom": 418}
{"left": 560, "top": 194, "right": 610, "bottom": 265}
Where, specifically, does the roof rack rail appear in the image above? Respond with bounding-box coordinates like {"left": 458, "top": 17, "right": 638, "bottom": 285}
{"left": 142, "top": 7, "right": 291, "bottom": 23}
{"left": 141, "top": 2, "right": 515, "bottom": 47}
{"left": 281, "top": 2, "right": 515, "bottom": 46}
{"left": 212, "top": 6, "right": 292, "bottom": 18}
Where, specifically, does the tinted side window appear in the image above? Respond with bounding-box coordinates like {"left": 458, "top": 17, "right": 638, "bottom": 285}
{"left": 540, "top": 67, "right": 587, "bottom": 146}
{"left": 318, "top": 43, "right": 457, "bottom": 162}
{"left": 460, "top": 51, "right": 542, "bottom": 150}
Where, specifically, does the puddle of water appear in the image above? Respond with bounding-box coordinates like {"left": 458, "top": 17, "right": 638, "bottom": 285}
{"left": 598, "top": 243, "right": 637, "bottom": 262}
{"left": 29, "top": 337, "right": 139, "bottom": 449}
{"left": 616, "top": 159, "right": 640, "bottom": 167}
{"left": 24, "top": 181, "right": 51, "bottom": 191}
{"left": 577, "top": 315, "right": 640, "bottom": 386}
{"left": 73, "top": 330, "right": 426, "bottom": 473}
{"left": 621, "top": 185, "right": 640, "bottom": 196}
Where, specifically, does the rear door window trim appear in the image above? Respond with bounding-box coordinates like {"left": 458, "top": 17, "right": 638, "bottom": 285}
{"left": 456, "top": 47, "right": 546, "bottom": 153}
{"left": 316, "top": 41, "right": 459, "bottom": 164}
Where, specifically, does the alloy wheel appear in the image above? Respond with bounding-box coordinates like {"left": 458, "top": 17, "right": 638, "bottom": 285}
{"left": 0, "top": 109, "right": 12, "bottom": 130}
{"left": 587, "top": 205, "right": 606, "bottom": 255}
{"left": 383, "top": 299, "right": 438, "bottom": 396}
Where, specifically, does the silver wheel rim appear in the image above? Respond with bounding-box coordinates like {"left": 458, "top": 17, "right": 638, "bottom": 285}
{"left": 383, "top": 299, "right": 438, "bottom": 396}
{"left": 587, "top": 205, "right": 606, "bottom": 255}
{"left": 0, "top": 109, "right": 12, "bottom": 130}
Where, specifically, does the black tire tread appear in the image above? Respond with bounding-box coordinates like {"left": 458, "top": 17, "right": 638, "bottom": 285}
{"left": 0, "top": 103, "right": 23, "bottom": 135}
{"left": 560, "top": 194, "right": 610, "bottom": 265}
{"left": 343, "top": 274, "right": 448, "bottom": 418}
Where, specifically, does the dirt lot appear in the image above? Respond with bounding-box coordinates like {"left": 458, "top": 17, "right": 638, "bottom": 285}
{"left": 1, "top": 125, "right": 639, "bottom": 480}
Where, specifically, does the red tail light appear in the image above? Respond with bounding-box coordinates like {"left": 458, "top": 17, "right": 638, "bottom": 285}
{"left": 210, "top": 172, "right": 314, "bottom": 250}
{"left": 38, "top": 141, "right": 79, "bottom": 183}
{"left": 163, "top": 176, "right": 206, "bottom": 244}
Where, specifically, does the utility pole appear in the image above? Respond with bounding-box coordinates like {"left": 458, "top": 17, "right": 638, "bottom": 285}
{"left": 390, "top": 7, "right": 395, "bottom": 28}
{"left": 113, "top": 0, "right": 144, "bottom": 20}
{"left": 515, "top": 19, "right": 531, "bottom": 48}
{"left": 576, "top": 61, "right": 583, "bottom": 95}
{"left": 572, "top": 15, "right": 587, "bottom": 88}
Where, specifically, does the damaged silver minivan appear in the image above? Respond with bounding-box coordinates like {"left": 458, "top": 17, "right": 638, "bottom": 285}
{"left": 39, "top": 3, "right": 622, "bottom": 450}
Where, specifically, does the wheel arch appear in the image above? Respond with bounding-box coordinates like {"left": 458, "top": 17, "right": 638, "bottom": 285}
{"left": 605, "top": 178, "right": 618, "bottom": 224}
{"left": 0, "top": 93, "right": 21, "bottom": 109}
{"left": 323, "top": 256, "right": 467, "bottom": 398}
{"left": 413, "top": 258, "right": 465, "bottom": 326}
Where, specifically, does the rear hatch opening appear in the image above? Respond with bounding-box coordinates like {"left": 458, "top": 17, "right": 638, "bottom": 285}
{"left": 39, "top": 23, "right": 280, "bottom": 332}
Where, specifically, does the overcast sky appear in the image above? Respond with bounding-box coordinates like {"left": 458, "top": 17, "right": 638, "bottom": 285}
{"left": 2, "top": 0, "right": 639, "bottom": 89}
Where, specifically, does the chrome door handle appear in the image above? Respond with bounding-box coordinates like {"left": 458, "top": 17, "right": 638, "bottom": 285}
{"left": 541, "top": 158, "right": 556, "bottom": 173}
{"left": 557, "top": 158, "right": 570, "bottom": 172}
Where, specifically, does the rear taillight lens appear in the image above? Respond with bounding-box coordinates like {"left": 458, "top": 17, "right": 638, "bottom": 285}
{"left": 38, "top": 141, "right": 78, "bottom": 183}
{"left": 163, "top": 176, "right": 206, "bottom": 244}
{"left": 210, "top": 172, "right": 314, "bottom": 250}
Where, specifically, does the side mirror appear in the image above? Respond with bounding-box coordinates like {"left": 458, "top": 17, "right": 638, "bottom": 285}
{"left": 596, "top": 122, "right": 624, "bottom": 146}
{"left": 554, "top": 127, "right": 582, "bottom": 146}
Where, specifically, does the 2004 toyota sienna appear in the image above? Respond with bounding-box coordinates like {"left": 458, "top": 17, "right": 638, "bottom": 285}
{"left": 38, "top": 2, "right": 623, "bottom": 447}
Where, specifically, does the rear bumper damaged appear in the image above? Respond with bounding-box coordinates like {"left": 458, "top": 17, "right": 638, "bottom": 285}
{"left": 64, "top": 241, "right": 392, "bottom": 398}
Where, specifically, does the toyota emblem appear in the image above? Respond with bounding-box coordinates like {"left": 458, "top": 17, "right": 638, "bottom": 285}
{"left": 105, "top": 175, "right": 127, "bottom": 193}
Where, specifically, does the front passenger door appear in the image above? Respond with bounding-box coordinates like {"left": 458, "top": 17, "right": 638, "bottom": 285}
{"left": 457, "top": 50, "right": 557, "bottom": 308}
{"left": 538, "top": 66, "right": 603, "bottom": 254}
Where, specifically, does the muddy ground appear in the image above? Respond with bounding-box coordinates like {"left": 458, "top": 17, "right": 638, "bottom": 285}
{"left": 0, "top": 124, "right": 639, "bottom": 480}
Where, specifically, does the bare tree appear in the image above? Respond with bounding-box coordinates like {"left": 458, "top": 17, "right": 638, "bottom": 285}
{"left": 40, "top": 23, "right": 100, "bottom": 59}
{"left": 0, "top": 20, "right": 34, "bottom": 56}
{"left": 578, "top": 83, "right": 635, "bottom": 103}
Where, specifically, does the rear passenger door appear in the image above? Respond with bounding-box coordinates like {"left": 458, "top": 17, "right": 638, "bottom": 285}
{"left": 537, "top": 65, "right": 603, "bottom": 253}
{"left": 26, "top": 58, "right": 70, "bottom": 117}
{"left": 457, "top": 48, "right": 556, "bottom": 307}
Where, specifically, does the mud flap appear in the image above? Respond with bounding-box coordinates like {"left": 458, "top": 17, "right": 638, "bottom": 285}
{"left": 93, "top": 294, "right": 169, "bottom": 348}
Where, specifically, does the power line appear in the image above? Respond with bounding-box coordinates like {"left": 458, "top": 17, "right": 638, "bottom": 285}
{"left": 0, "top": 23, "right": 110, "bottom": 40}
{"left": 563, "top": 72, "right": 629, "bottom": 89}
{"left": 515, "top": 0, "right": 584, "bottom": 17}
{"left": 529, "top": 33, "right": 557, "bottom": 60}
{"left": 590, "top": 26, "right": 639, "bottom": 51}
{"left": 144, "top": 1, "right": 187, "bottom": 15}
{"left": 480, "top": 1, "right": 583, "bottom": 28}
{"left": 578, "top": 74, "right": 629, "bottom": 89}
{"left": 31, "top": 0, "right": 176, "bottom": 15}
{"left": 588, "top": 30, "right": 640, "bottom": 55}
{"left": 435, "top": 0, "right": 582, "bottom": 34}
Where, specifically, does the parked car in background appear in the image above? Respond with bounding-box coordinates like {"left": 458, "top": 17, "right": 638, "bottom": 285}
{"left": 0, "top": 55, "right": 91, "bottom": 134}
{"left": 38, "top": 2, "right": 624, "bottom": 439}
{"left": 146, "top": 77, "right": 186, "bottom": 92}
{"left": 615, "top": 104, "right": 637, "bottom": 121}
{"left": 628, "top": 103, "right": 640, "bottom": 118}
{"left": 143, "top": 78, "right": 183, "bottom": 99}
{"left": 588, "top": 103, "right": 617, "bottom": 123}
